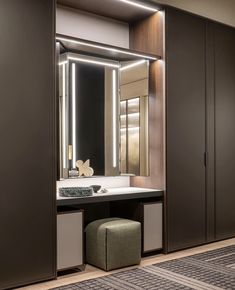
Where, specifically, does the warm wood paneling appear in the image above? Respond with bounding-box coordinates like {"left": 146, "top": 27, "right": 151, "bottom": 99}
{"left": 130, "top": 11, "right": 164, "bottom": 57}
{"left": 130, "top": 10, "right": 165, "bottom": 190}
{"left": 131, "top": 60, "right": 165, "bottom": 189}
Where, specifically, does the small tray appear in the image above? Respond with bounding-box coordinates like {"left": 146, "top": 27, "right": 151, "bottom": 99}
{"left": 59, "top": 187, "right": 93, "bottom": 197}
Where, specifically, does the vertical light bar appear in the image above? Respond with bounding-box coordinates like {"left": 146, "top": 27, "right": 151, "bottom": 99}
{"left": 112, "top": 69, "right": 117, "bottom": 168}
{"left": 62, "top": 63, "right": 67, "bottom": 167}
{"left": 72, "top": 63, "right": 76, "bottom": 168}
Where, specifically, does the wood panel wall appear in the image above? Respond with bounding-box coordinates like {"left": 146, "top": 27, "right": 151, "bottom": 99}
{"left": 129, "top": 11, "right": 165, "bottom": 189}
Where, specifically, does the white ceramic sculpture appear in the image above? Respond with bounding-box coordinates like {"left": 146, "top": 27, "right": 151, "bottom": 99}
{"left": 76, "top": 159, "right": 94, "bottom": 177}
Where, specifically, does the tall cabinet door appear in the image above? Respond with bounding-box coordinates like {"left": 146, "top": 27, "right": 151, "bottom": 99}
{"left": 166, "top": 8, "right": 206, "bottom": 252}
{"left": 0, "top": 1, "right": 56, "bottom": 289}
{"left": 214, "top": 23, "right": 235, "bottom": 240}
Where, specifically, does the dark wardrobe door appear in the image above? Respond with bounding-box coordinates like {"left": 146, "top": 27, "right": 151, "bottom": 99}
{"left": 166, "top": 8, "right": 206, "bottom": 252}
{"left": 214, "top": 23, "right": 235, "bottom": 240}
{"left": 0, "top": 1, "right": 56, "bottom": 289}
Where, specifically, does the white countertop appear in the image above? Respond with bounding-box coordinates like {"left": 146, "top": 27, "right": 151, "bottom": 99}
{"left": 57, "top": 186, "right": 162, "bottom": 200}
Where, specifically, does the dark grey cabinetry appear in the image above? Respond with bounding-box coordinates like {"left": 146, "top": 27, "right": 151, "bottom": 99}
{"left": 166, "top": 7, "right": 235, "bottom": 252}
{"left": 213, "top": 24, "right": 235, "bottom": 240}
{"left": 0, "top": 1, "right": 56, "bottom": 289}
{"left": 166, "top": 8, "right": 207, "bottom": 252}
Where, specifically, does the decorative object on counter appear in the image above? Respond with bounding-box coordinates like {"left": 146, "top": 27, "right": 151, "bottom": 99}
{"left": 90, "top": 185, "right": 101, "bottom": 193}
{"left": 59, "top": 187, "right": 93, "bottom": 197}
{"left": 100, "top": 188, "right": 108, "bottom": 194}
{"left": 76, "top": 159, "right": 94, "bottom": 177}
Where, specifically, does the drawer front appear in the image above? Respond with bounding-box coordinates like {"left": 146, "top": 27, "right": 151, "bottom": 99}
{"left": 143, "top": 203, "right": 162, "bottom": 252}
{"left": 57, "top": 211, "right": 83, "bottom": 270}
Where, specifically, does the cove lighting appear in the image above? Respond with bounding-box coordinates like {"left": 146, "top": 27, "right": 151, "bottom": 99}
{"left": 112, "top": 70, "right": 117, "bottom": 168}
{"left": 68, "top": 56, "right": 119, "bottom": 68}
{"left": 72, "top": 63, "right": 76, "bottom": 168}
{"left": 56, "top": 37, "right": 158, "bottom": 61}
{"left": 118, "top": 0, "right": 158, "bottom": 12}
{"left": 120, "top": 60, "right": 146, "bottom": 71}
{"left": 62, "top": 63, "right": 67, "bottom": 167}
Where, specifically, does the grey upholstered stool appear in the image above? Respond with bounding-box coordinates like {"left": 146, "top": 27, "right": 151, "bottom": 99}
{"left": 85, "top": 218, "right": 141, "bottom": 271}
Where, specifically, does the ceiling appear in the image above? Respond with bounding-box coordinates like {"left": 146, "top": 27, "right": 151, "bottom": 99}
{"left": 153, "top": 0, "right": 235, "bottom": 27}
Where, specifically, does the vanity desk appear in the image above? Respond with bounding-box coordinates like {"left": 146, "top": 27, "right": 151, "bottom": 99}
{"left": 57, "top": 187, "right": 163, "bottom": 206}
{"left": 57, "top": 187, "right": 164, "bottom": 271}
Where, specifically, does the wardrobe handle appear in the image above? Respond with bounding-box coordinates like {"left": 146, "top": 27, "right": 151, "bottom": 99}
{"left": 204, "top": 152, "right": 208, "bottom": 167}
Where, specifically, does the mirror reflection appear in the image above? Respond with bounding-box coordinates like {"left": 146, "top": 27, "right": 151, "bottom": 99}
{"left": 59, "top": 53, "right": 149, "bottom": 179}
{"left": 120, "top": 60, "right": 149, "bottom": 176}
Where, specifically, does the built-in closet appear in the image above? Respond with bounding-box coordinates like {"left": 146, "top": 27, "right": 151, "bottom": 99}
{"left": 1, "top": 1, "right": 235, "bottom": 289}
{"left": 165, "top": 7, "right": 235, "bottom": 252}
{"left": 0, "top": 1, "right": 56, "bottom": 289}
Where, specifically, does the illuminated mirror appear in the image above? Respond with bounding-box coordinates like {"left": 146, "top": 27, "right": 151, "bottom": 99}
{"left": 58, "top": 53, "right": 149, "bottom": 178}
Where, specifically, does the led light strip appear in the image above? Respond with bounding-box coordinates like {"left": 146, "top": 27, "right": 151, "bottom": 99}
{"left": 112, "top": 70, "right": 117, "bottom": 168}
{"left": 56, "top": 37, "right": 158, "bottom": 61}
{"left": 120, "top": 59, "right": 146, "bottom": 71}
{"left": 62, "top": 63, "right": 67, "bottom": 167}
{"left": 68, "top": 56, "right": 119, "bottom": 68}
{"left": 72, "top": 63, "right": 76, "bottom": 168}
{"left": 118, "top": 0, "right": 158, "bottom": 12}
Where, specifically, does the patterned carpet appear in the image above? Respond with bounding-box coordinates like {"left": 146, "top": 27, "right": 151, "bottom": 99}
{"left": 51, "top": 245, "right": 235, "bottom": 289}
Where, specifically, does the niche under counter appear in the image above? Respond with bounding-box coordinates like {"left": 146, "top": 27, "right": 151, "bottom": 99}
{"left": 57, "top": 187, "right": 164, "bottom": 258}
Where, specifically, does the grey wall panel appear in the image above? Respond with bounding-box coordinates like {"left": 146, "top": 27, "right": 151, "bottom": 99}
{"left": 166, "top": 8, "right": 206, "bottom": 252}
{"left": 214, "top": 23, "right": 235, "bottom": 239}
{"left": 0, "top": 1, "right": 56, "bottom": 289}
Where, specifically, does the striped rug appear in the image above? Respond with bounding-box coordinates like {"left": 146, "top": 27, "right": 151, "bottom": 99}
{"left": 52, "top": 245, "right": 235, "bottom": 289}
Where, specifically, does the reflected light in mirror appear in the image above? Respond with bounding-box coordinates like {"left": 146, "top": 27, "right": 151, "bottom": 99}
{"left": 112, "top": 70, "right": 117, "bottom": 168}
{"left": 120, "top": 60, "right": 146, "bottom": 71}
{"left": 121, "top": 127, "right": 140, "bottom": 131}
{"left": 120, "top": 112, "right": 140, "bottom": 117}
{"left": 59, "top": 60, "right": 68, "bottom": 66}
{"left": 72, "top": 63, "right": 76, "bottom": 168}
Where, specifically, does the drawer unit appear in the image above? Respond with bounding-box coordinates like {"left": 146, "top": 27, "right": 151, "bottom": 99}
{"left": 142, "top": 202, "right": 163, "bottom": 253}
{"left": 57, "top": 210, "right": 84, "bottom": 270}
